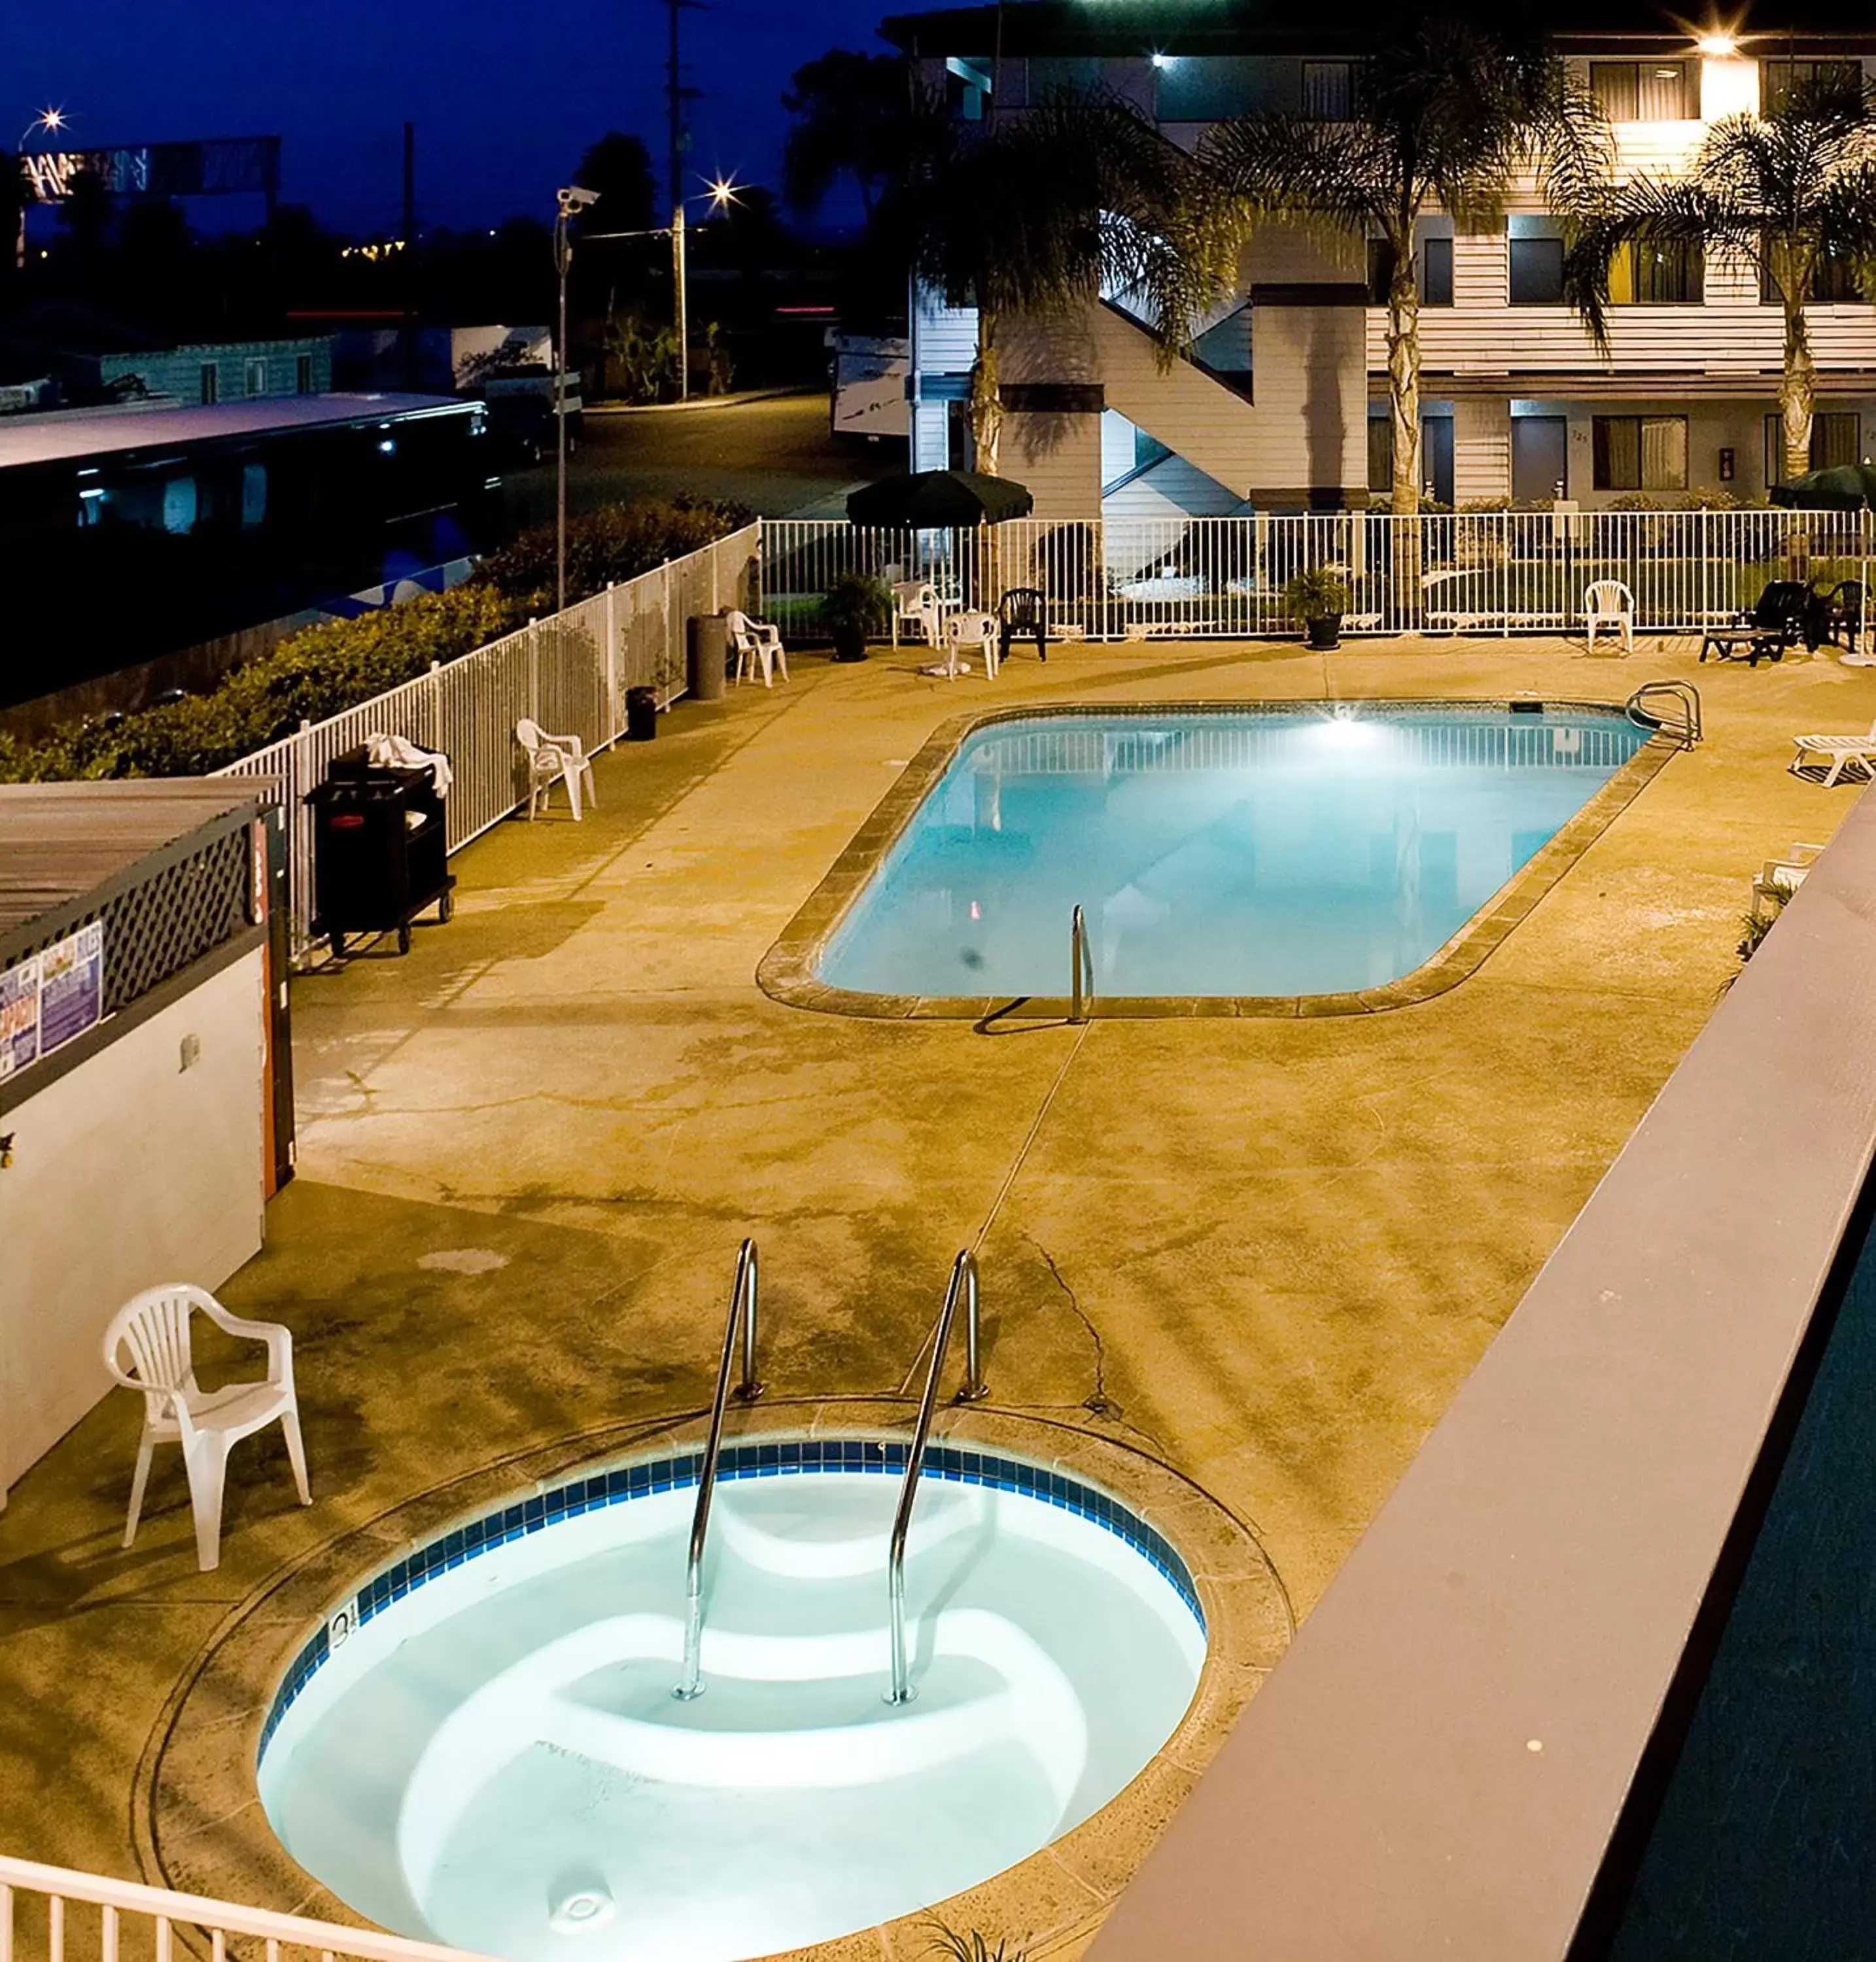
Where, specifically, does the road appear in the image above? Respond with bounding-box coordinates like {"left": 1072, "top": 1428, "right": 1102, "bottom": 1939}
{"left": 502, "top": 391, "right": 902, "bottom": 530}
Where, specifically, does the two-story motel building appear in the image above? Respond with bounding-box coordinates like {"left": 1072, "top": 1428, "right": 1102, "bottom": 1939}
{"left": 884, "top": 1, "right": 1876, "bottom": 520}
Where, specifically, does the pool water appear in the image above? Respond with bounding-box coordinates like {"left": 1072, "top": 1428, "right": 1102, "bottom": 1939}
{"left": 258, "top": 1453, "right": 1204, "bottom": 1962}
{"left": 816, "top": 706, "right": 1648, "bottom": 999}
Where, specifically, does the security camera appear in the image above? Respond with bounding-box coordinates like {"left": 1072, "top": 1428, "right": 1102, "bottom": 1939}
{"left": 557, "top": 185, "right": 600, "bottom": 213}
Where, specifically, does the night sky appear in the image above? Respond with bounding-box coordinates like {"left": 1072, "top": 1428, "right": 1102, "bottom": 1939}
{"left": 2, "top": 0, "right": 891, "bottom": 237}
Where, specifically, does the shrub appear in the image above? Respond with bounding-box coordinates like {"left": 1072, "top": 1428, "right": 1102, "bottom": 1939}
{"left": 1283, "top": 565, "right": 1353, "bottom": 619}
{"left": 469, "top": 495, "right": 752, "bottom": 610}
{"left": 0, "top": 496, "right": 752, "bottom": 783}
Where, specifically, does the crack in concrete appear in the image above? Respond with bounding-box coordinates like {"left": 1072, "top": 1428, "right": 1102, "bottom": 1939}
{"left": 1028, "top": 1236, "right": 1113, "bottom": 1418}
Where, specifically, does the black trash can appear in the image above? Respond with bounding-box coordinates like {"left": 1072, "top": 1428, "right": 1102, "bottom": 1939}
{"left": 305, "top": 746, "right": 455, "bottom": 957}
{"left": 626, "top": 685, "right": 659, "bottom": 742}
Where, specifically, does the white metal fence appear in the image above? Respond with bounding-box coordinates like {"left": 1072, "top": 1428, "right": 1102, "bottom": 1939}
{"left": 215, "top": 526, "right": 757, "bottom": 957}
{"left": 0, "top": 1854, "right": 489, "bottom": 1962}
{"left": 761, "top": 509, "right": 1874, "bottom": 642}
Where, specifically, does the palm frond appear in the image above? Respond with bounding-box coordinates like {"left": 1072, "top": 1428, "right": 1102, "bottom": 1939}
{"left": 924, "top": 1919, "right": 1026, "bottom": 1962}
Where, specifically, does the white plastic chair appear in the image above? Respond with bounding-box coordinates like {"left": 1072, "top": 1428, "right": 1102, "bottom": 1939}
{"left": 103, "top": 1284, "right": 311, "bottom": 1572}
{"left": 1751, "top": 842, "right": 1826, "bottom": 921}
{"left": 1584, "top": 580, "right": 1635, "bottom": 654}
{"left": 727, "top": 610, "right": 788, "bottom": 687}
{"left": 933, "top": 609, "right": 999, "bottom": 681}
{"left": 890, "top": 581, "right": 941, "bottom": 647}
{"left": 516, "top": 718, "right": 597, "bottom": 821}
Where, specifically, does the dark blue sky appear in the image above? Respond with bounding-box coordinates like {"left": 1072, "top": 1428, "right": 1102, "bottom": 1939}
{"left": 3, "top": 0, "right": 891, "bottom": 235}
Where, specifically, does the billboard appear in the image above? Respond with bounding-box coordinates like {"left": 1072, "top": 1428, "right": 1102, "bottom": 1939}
{"left": 16, "top": 136, "right": 280, "bottom": 205}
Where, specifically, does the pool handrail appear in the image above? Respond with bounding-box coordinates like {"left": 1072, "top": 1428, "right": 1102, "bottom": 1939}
{"left": 1071, "top": 904, "right": 1093, "bottom": 1022}
{"left": 1626, "top": 679, "right": 1702, "bottom": 749}
{"left": 674, "top": 1236, "right": 763, "bottom": 1699}
{"left": 886, "top": 1248, "right": 989, "bottom": 1704}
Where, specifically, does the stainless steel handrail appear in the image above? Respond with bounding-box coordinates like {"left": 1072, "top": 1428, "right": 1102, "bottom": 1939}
{"left": 1070, "top": 903, "right": 1092, "bottom": 1023}
{"left": 1626, "top": 680, "right": 1702, "bottom": 749}
{"left": 674, "top": 1237, "right": 763, "bottom": 1699}
{"left": 885, "top": 1248, "right": 988, "bottom": 1704}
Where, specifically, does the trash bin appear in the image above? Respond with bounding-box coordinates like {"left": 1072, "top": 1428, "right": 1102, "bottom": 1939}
{"left": 686, "top": 613, "right": 731, "bottom": 702}
{"left": 626, "top": 685, "right": 659, "bottom": 742}
{"left": 305, "top": 746, "right": 455, "bottom": 958}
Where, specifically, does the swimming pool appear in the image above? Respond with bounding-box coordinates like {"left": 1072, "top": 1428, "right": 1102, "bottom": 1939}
{"left": 256, "top": 1439, "right": 1206, "bottom": 1962}
{"left": 812, "top": 704, "right": 1651, "bottom": 1001}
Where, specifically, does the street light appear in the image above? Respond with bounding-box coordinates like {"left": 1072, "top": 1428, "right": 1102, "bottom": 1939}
{"left": 15, "top": 106, "right": 67, "bottom": 270}
{"left": 578, "top": 174, "right": 742, "bottom": 404}
{"left": 553, "top": 184, "right": 599, "bottom": 615}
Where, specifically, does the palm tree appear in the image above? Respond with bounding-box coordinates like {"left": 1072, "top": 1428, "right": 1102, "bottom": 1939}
{"left": 1564, "top": 75, "right": 1876, "bottom": 483}
{"left": 909, "top": 92, "right": 1249, "bottom": 474}
{"left": 1201, "top": 18, "right": 1609, "bottom": 515}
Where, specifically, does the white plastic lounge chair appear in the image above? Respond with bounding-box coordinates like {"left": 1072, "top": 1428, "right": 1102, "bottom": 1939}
{"left": 727, "top": 610, "right": 788, "bottom": 687}
{"left": 103, "top": 1284, "right": 311, "bottom": 1572}
{"left": 516, "top": 718, "right": 596, "bottom": 820}
{"left": 890, "top": 581, "right": 941, "bottom": 647}
{"left": 1751, "top": 842, "right": 1826, "bottom": 921}
{"left": 1584, "top": 580, "right": 1635, "bottom": 655}
{"left": 1790, "top": 719, "right": 1876, "bottom": 787}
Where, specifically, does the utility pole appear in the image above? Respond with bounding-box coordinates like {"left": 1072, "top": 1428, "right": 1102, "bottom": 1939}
{"left": 400, "top": 122, "right": 417, "bottom": 390}
{"left": 665, "top": 0, "right": 701, "bottom": 214}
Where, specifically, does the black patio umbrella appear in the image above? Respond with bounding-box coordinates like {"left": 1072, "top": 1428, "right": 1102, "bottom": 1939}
{"left": 1769, "top": 462, "right": 1876, "bottom": 511}
{"left": 845, "top": 470, "right": 1035, "bottom": 528}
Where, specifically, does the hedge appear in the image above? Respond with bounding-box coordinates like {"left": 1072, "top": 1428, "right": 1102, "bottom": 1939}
{"left": 0, "top": 495, "right": 752, "bottom": 784}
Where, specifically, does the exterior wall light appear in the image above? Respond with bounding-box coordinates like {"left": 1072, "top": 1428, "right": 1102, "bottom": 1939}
{"left": 1151, "top": 50, "right": 1175, "bottom": 68}
{"left": 1696, "top": 33, "right": 1738, "bottom": 56}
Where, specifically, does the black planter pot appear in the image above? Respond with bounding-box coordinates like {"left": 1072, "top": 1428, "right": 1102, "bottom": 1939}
{"left": 1305, "top": 613, "right": 1343, "bottom": 651}
{"left": 830, "top": 625, "right": 871, "bottom": 663}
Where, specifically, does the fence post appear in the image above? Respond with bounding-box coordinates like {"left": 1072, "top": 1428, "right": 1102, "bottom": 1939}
{"left": 527, "top": 617, "right": 540, "bottom": 725}
{"left": 663, "top": 560, "right": 678, "bottom": 700}
{"left": 428, "top": 660, "right": 442, "bottom": 750}
{"left": 604, "top": 581, "right": 619, "bottom": 742}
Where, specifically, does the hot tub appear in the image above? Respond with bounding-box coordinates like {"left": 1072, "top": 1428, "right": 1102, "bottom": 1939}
{"left": 257, "top": 1437, "right": 1206, "bottom": 1962}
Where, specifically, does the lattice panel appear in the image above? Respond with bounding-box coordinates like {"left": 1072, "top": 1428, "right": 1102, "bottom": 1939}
{"left": 3, "top": 825, "right": 252, "bottom": 1014}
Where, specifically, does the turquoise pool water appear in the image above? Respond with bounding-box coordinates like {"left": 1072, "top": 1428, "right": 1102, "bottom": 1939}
{"left": 816, "top": 706, "right": 1648, "bottom": 999}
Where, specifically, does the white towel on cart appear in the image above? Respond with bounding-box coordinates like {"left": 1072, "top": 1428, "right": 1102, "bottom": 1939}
{"left": 364, "top": 731, "right": 453, "bottom": 797}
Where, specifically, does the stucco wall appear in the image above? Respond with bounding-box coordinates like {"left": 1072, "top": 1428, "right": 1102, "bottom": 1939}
{"left": 0, "top": 949, "right": 267, "bottom": 1500}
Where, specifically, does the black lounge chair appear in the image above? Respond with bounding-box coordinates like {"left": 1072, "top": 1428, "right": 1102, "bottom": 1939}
{"left": 1699, "top": 580, "right": 1811, "bottom": 666}
{"left": 998, "top": 587, "right": 1049, "bottom": 664}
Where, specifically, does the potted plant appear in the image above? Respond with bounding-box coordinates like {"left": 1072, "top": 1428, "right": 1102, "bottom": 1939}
{"left": 1284, "top": 566, "right": 1352, "bottom": 650}
{"left": 820, "top": 573, "right": 894, "bottom": 663}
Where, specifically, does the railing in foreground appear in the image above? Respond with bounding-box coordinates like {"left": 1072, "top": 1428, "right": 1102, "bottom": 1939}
{"left": 761, "top": 508, "right": 1873, "bottom": 643}
{"left": 215, "top": 525, "right": 759, "bottom": 959}
{"left": 0, "top": 1853, "right": 492, "bottom": 1962}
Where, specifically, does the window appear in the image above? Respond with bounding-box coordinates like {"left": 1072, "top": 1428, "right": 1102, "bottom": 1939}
{"left": 199, "top": 362, "right": 218, "bottom": 405}
{"left": 1365, "top": 236, "right": 1454, "bottom": 307}
{"left": 296, "top": 353, "right": 313, "bottom": 394}
{"left": 1593, "top": 415, "right": 1688, "bottom": 491}
{"left": 1368, "top": 415, "right": 1392, "bottom": 493}
{"left": 1761, "top": 241, "right": 1862, "bottom": 303}
{"left": 1765, "top": 411, "right": 1862, "bottom": 483}
{"left": 1590, "top": 60, "right": 1698, "bottom": 121}
{"left": 1608, "top": 239, "right": 1702, "bottom": 304}
{"left": 245, "top": 356, "right": 268, "bottom": 398}
{"left": 1301, "top": 61, "right": 1353, "bottom": 120}
{"left": 1509, "top": 236, "right": 1565, "bottom": 305}
{"left": 1421, "top": 235, "right": 1454, "bottom": 307}
{"left": 1761, "top": 59, "right": 1863, "bottom": 116}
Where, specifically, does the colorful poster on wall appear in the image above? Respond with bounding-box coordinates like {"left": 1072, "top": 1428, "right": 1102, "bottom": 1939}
{"left": 0, "top": 955, "right": 41, "bottom": 1080}
{"left": 38, "top": 922, "right": 104, "bottom": 1054}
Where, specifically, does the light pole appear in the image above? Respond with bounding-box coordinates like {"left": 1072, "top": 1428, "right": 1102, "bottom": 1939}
{"left": 582, "top": 176, "right": 740, "bottom": 407}
{"left": 553, "top": 184, "right": 599, "bottom": 616}
{"left": 15, "top": 106, "right": 65, "bottom": 271}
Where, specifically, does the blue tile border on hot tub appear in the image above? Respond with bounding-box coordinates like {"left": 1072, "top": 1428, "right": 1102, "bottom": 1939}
{"left": 258, "top": 1439, "right": 1205, "bottom": 1763}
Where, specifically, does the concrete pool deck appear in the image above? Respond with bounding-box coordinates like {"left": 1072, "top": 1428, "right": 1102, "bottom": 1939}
{"left": 1, "top": 631, "right": 1868, "bottom": 1946}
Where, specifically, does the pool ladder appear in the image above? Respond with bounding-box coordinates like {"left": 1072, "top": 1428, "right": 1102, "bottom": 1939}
{"left": 674, "top": 1237, "right": 763, "bottom": 1700}
{"left": 1069, "top": 904, "right": 1094, "bottom": 1023}
{"left": 886, "top": 1248, "right": 989, "bottom": 1704}
{"left": 1626, "top": 680, "right": 1703, "bottom": 749}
